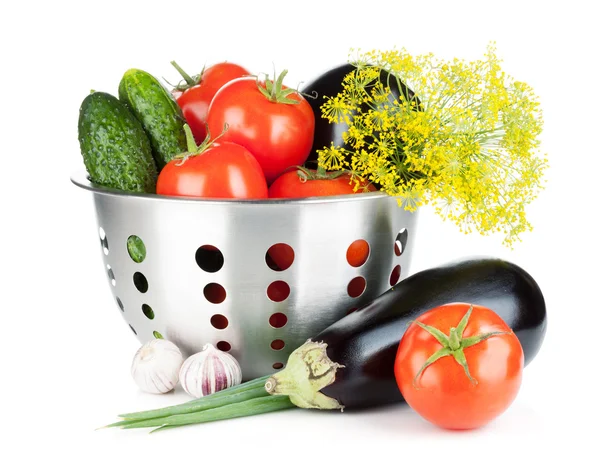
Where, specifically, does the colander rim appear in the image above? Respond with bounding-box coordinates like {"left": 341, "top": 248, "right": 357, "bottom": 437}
{"left": 70, "top": 171, "right": 395, "bottom": 205}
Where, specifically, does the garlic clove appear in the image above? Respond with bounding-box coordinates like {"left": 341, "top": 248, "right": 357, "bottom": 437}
{"left": 131, "top": 339, "right": 184, "bottom": 394}
{"left": 179, "top": 343, "right": 242, "bottom": 398}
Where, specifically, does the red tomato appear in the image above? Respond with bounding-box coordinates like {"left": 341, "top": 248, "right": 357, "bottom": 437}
{"left": 395, "top": 303, "right": 524, "bottom": 430}
{"left": 268, "top": 169, "right": 376, "bottom": 198}
{"left": 156, "top": 141, "right": 268, "bottom": 199}
{"left": 175, "top": 62, "right": 249, "bottom": 143}
{"left": 206, "top": 76, "right": 315, "bottom": 184}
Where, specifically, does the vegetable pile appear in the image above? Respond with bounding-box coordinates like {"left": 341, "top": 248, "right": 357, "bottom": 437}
{"left": 105, "top": 258, "right": 546, "bottom": 432}
{"left": 77, "top": 46, "right": 545, "bottom": 246}
{"left": 78, "top": 61, "right": 367, "bottom": 202}
{"left": 75, "top": 47, "right": 548, "bottom": 433}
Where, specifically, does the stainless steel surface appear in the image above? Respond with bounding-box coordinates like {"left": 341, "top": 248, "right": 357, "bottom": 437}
{"left": 72, "top": 172, "right": 418, "bottom": 379}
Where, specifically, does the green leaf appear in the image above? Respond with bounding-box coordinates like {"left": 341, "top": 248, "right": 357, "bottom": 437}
{"left": 280, "top": 88, "right": 298, "bottom": 97}
{"left": 412, "top": 347, "right": 452, "bottom": 388}
{"left": 461, "top": 331, "right": 511, "bottom": 348}
{"left": 276, "top": 97, "right": 301, "bottom": 105}
{"left": 451, "top": 348, "right": 477, "bottom": 384}
{"left": 413, "top": 321, "right": 450, "bottom": 347}
{"left": 455, "top": 305, "right": 474, "bottom": 338}
{"left": 257, "top": 83, "right": 272, "bottom": 99}
{"left": 275, "top": 69, "right": 288, "bottom": 95}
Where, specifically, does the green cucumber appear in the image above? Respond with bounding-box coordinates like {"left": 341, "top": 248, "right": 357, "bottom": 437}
{"left": 118, "top": 69, "right": 187, "bottom": 169}
{"left": 78, "top": 91, "right": 157, "bottom": 193}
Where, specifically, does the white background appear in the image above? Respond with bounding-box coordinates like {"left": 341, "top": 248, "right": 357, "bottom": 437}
{"left": 1, "top": 0, "right": 598, "bottom": 452}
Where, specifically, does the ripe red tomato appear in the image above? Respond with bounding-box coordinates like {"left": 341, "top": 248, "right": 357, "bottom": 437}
{"left": 268, "top": 169, "right": 376, "bottom": 198}
{"left": 206, "top": 76, "right": 315, "bottom": 184}
{"left": 156, "top": 141, "right": 268, "bottom": 199}
{"left": 174, "top": 62, "right": 249, "bottom": 143}
{"left": 395, "top": 303, "right": 524, "bottom": 430}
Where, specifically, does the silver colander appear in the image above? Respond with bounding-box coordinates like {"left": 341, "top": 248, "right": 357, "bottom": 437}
{"left": 71, "top": 172, "right": 417, "bottom": 379}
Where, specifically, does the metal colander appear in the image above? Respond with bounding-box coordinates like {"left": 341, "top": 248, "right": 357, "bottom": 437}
{"left": 72, "top": 172, "right": 418, "bottom": 379}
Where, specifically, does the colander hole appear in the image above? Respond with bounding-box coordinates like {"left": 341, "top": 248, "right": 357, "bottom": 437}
{"left": 267, "top": 281, "right": 290, "bottom": 302}
{"left": 395, "top": 229, "right": 408, "bottom": 256}
{"left": 129, "top": 325, "right": 137, "bottom": 335}
{"left": 196, "top": 245, "right": 224, "bottom": 273}
{"left": 266, "top": 244, "right": 295, "bottom": 271}
{"left": 390, "top": 265, "right": 401, "bottom": 286}
{"left": 217, "top": 341, "right": 231, "bottom": 352}
{"left": 127, "top": 235, "right": 146, "bottom": 263}
{"left": 133, "top": 272, "right": 148, "bottom": 293}
{"left": 210, "top": 314, "right": 229, "bottom": 330}
{"left": 273, "top": 362, "right": 284, "bottom": 370}
{"left": 99, "top": 227, "right": 109, "bottom": 255}
{"left": 116, "top": 297, "right": 124, "bottom": 312}
{"left": 270, "top": 339, "right": 285, "bottom": 350}
{"left": 347, "top": 307, "right": 358, "bottom": 315}
{"left": 347, "top": 276, "right": 366, "bottom": 298}
{"left": 346, "top": 240, "right": 370, "bottom": 267}
{"left": 142, "top": 304, "right": 155, "bottom": 320}
{"left": 269, "top": 313, "right": 288, "bottom": 328}
{"left": 107, "top": 265, "right": 116, "bottom": 286}
{"left": 204, "top": 283, "right": 226, "bottom": 304}
{"left": 153, "top": 331, "right": 163, "bottom": 339}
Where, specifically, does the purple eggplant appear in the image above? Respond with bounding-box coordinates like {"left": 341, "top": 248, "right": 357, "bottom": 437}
{"left": 302, "top": 62, "right": 419, "bottom": 168}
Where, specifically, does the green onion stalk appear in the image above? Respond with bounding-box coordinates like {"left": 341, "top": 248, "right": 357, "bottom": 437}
{"left": 104, "top": 375, "right": 295, "bottom": 433}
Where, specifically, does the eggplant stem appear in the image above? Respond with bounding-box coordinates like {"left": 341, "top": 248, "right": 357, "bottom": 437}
{"left": 265, "top": 340, "right": 345, "bottom": 411}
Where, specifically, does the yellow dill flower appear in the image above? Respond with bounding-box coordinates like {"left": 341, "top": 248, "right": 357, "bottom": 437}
{"left": 317, "top": 145, "right": 348, "bottom": 171}
{"left": 316, "top": 43, "right": 546, "bottom": 247}
{"left": 320, "top": 93, "right": 353, "bottom": 124}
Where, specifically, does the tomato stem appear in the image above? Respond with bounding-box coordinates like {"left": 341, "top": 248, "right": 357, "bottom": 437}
{"left": 255, "top": 69, "right": 301, "bottom": 105}
{"left": 449, "top": 328, "right": 461, "bottom": 350}
{"left": 173, "top": 123, "right": 228, "bottom": 165}
{"left": 170, "top": 61, "right": 205, "bottom": 91}
{"left": 295, "top": 165, "right": 348, "bottom": 182}
{"left": 184, "top": 124, "right": 199, "bottom": 155}
{"left": 410, "top": 305, "right": 513, "bottom": 388}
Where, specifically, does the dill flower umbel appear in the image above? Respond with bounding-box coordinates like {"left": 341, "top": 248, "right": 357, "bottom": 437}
{"left": 318, "top": 45, "right": 546, "bottom": 246}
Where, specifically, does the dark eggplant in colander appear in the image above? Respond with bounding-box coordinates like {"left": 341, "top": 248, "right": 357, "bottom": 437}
{"left": 301, "top": 62, "right": 419, "bottom": 168}
{"left": 111, "top": 257, "right": 546, "bottom": 432}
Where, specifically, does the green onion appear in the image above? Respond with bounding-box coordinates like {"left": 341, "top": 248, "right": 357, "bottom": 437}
{"left": 116, "top": 376, "right": 270, "bottom": 422}
{"left": 118, "top": 395, "right": 295, "bottom": 433}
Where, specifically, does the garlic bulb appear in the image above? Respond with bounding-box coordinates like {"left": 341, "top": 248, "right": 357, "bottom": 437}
{"left": 131, "top": 339, "right": 184, "bottom": 394}
{"left": 179, "top": 344, "right": 242, "bottom": 398}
